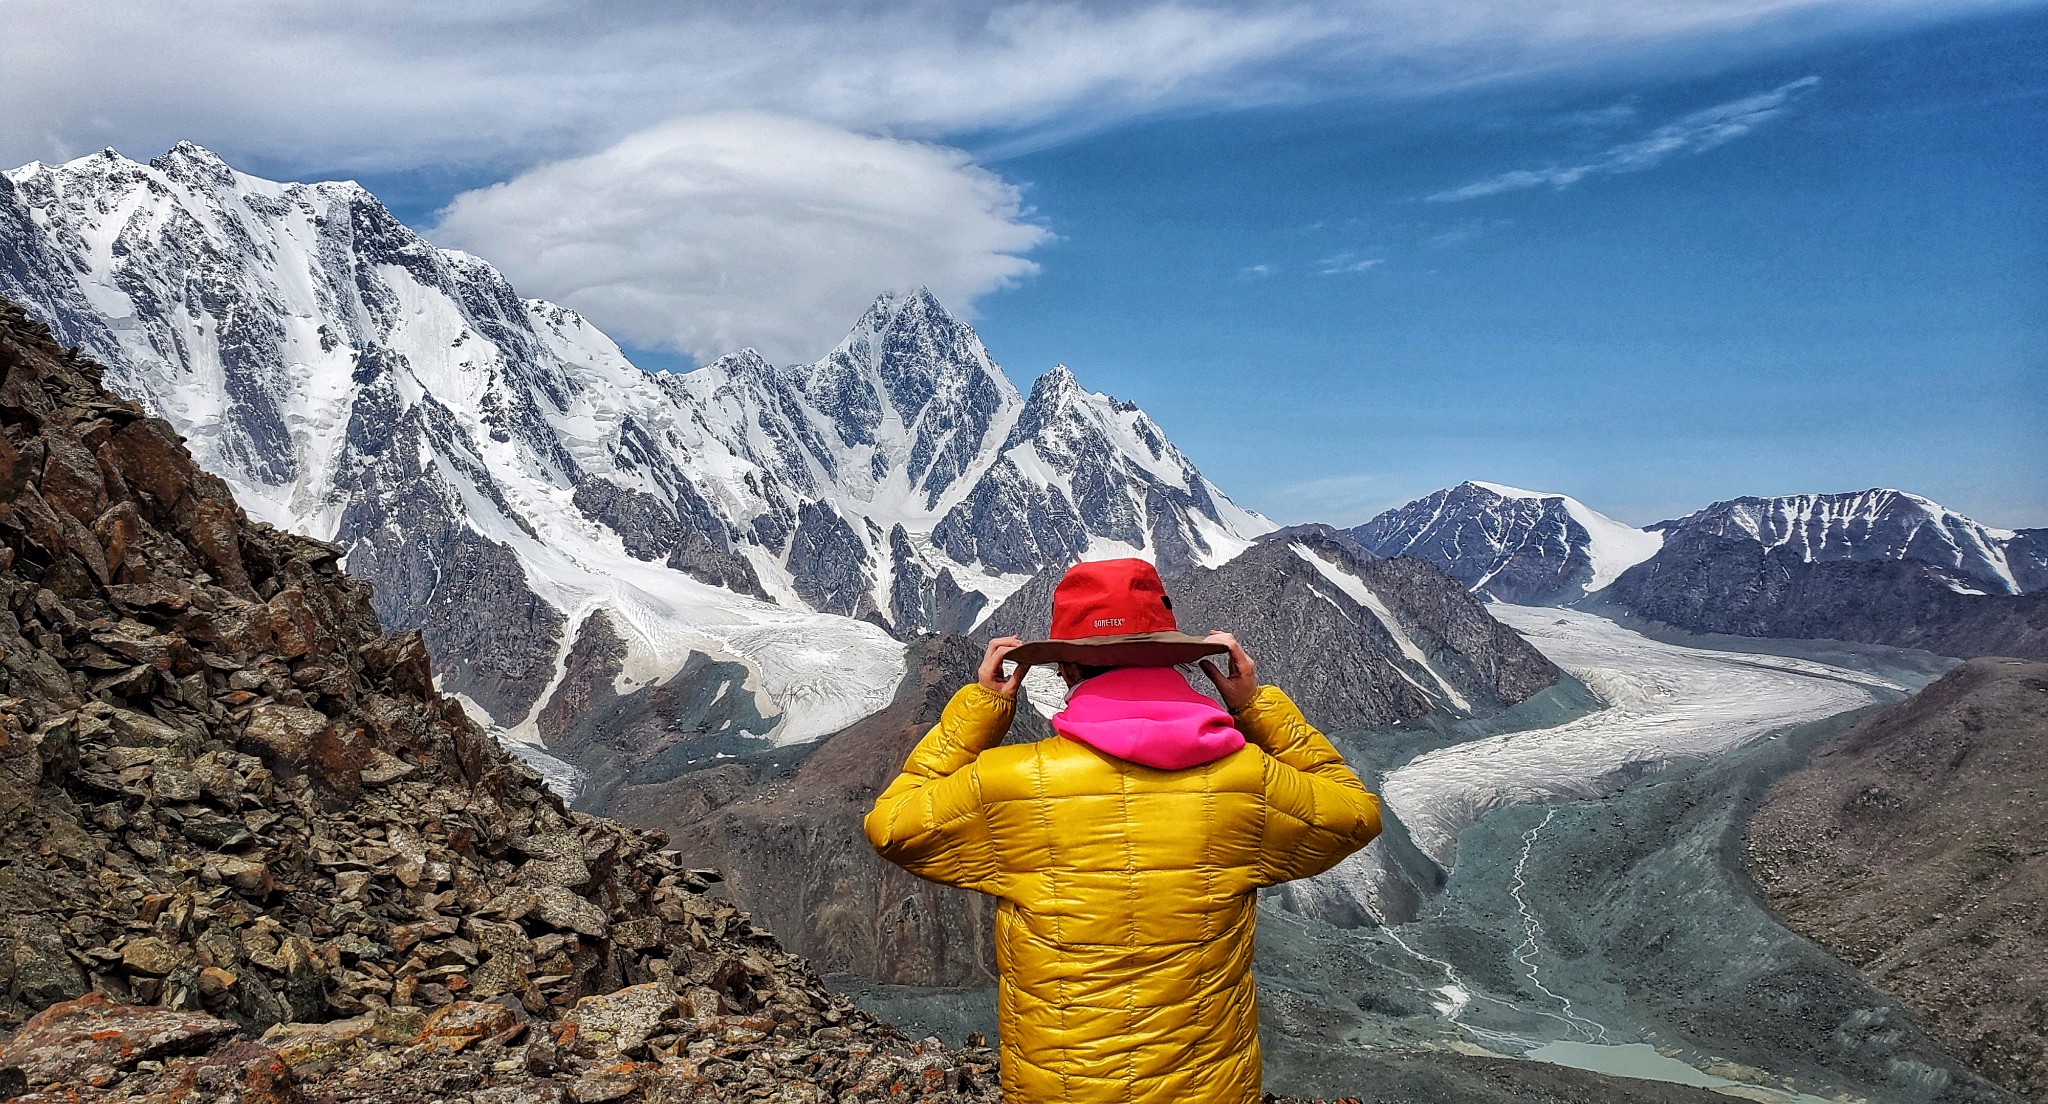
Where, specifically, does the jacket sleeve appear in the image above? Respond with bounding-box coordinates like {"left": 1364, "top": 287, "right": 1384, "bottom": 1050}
{"left": 862, "top": 683, "right": 1015, "bottom": 896}
{"left": 1234, "top": 685, "right": 1382, "bottom": 887}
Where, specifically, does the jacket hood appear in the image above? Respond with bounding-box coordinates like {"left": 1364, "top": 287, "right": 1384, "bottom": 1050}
{"left": 1051, "top": 667, "right": 1245, "bottom": 770}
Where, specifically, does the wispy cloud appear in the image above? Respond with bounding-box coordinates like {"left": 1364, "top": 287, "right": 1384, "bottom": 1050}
{"left": 1422, "top": 218, "right": 1513, "bottom": 248}
{"left": 0, "top": 2, "right": 1961, "bottom": 173}
{"left": 1318, "top": 252, "right": 1384, "bottom": 275}
{"left": 1238, "top": 263, "right": 1276, "bottom": 279}
{"left": 1429, "top": 75, "right": 1822, "bottom": 202}
{"left": 1543, "top": 98, "right": 1641, "bottom": 130}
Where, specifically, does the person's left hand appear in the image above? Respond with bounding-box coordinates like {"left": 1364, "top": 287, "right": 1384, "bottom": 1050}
{"left": 978, "top": 637, "right": 1029, "bottom": 699}
{"left": 1198, "top": 631, "right": 1258, "bottom": 711}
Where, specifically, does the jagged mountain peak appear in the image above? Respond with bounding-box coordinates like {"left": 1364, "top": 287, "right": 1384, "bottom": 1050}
{"left": 1352, "top": 481, "right": 1662, "bottom": 604}
{"left": 149, "top": 140, "right": 232, "bottom": 179}
{"left": 1033, "top": 362, "right": 1081, "bottom": 390}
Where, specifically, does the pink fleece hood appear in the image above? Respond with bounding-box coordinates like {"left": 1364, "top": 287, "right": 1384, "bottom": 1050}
{"left": 1051, "top": 667, "right": 1245, "bottom": 770}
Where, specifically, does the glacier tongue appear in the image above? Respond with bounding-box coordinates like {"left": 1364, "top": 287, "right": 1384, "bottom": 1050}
{"left": 1321, "top": 606, "right": 1898, "bottom": 922}
{"left": 0, "top": 142, "right": 1269, "bottom": 741}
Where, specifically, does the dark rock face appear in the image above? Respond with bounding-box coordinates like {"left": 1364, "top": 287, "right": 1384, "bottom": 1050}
{"left": 570, "top": 477, "right": 768, "bottom": 601}
{"left": 787, "top": 501, "right": 877, "bottom": 619}
{"left": 1350, "top": 481, "right": 1603, "bottom": 604}
{"left": 2004, "top": 528, "right": 2048, "bottom": 594}
{"left": 329, "top": 375, "right": 567, "bottom": 724}
{"left": 927, "top": 366, "right": 1237, "bottom": 587}
{"left": 930, "top": 457, "right": 1089, "bottom": 577}
{"left": 885, "top": 526, "right": 986, "bottom": 636}
{"left": 534, "top": 611, "right": 775, "bottom": 809}
{"left": 1603, "top": 530, "right": 2048, "bottom": 660}
{"left": 0, "top": 299, "right": 998, "bottom": 1101}
{"left": 1748, "top": 658, "right": 2048, "bottom": 1102}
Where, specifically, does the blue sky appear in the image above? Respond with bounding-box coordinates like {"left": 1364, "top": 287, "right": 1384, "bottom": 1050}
{"left": 961, "top": 8, "right": 2047, "bottom": 526}
{"left": 6, "top": 1, "right": 2043, "bottom": 527}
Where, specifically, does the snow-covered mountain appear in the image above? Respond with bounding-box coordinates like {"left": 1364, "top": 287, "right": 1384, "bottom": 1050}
{"left": 0, "top": 143, "right": 1269, "bottom": 739}
{"left": 1649, "top": 489, "right": 2038, "bottom": 596}
{"left": 1603, "top": 490, "right": 2046, "bottom": 659}
{"left": 1349, "top": 480, "right": 1664, "bottom": 604}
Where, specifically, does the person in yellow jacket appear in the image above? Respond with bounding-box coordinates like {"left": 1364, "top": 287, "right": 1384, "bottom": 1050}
{"left": 864, "top": 557, "right": 1382, "bottom": 1103}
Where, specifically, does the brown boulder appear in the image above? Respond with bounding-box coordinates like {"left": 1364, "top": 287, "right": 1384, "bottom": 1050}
{"left": 418, "top": 999, "right": 520, "bottom": 1052}
{"left": 0, "top": 991, "right": 239, "bottom": 1089}
{"left": 121, "top": 935, "right": 187, "bottom": 976}
{"left": 564, "top": 983, "right": 677, "bottom": 1057}
{"left": 242, "top": 704, "right": 332, "bottom": 762}
{"left": 160, "top": 1039, "right": 301, "bottom": 1104}
{"left": 267, "top": 589, "right": 322, "bottom": 659}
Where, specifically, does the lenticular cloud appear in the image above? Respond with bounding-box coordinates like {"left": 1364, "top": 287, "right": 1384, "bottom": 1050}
{"left": 432, "top": 112, "right": 1050, "bottom": 364}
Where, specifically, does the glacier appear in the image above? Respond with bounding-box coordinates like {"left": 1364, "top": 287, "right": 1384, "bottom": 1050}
{"left": 1307, "top": 605, "right": 1901, "bottom": 921}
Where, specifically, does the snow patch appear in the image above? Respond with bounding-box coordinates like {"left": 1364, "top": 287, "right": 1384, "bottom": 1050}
{"left": 1292, "top": 543, "right": 1472, "bottom": 712}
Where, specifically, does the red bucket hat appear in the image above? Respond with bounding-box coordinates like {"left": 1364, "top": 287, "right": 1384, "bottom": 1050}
{"left": 1004, "top": 558, "right": 1227, "bottom": 669}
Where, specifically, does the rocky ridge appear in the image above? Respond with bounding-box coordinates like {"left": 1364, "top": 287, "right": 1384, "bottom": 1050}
{"left": 976, "top": 526, "right": 1562, "bottom": 731}
{"left": 0, "top": 298, "right": 998, "bottom": 1100}
{"left": 1603, "top": 531, "right": 2048, "bottom": 659}
{"left": 1354, "top": 481, "right": 2045, "bottom": 660}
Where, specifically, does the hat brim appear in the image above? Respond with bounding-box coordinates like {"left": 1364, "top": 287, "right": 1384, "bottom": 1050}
{"left": 1004, "top": 631, "right": 1228, "bottom": 670}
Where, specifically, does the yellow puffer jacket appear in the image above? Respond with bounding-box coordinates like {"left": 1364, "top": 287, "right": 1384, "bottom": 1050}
{"left": 864, "top": 682, "right": 1381, "bottom": 1103}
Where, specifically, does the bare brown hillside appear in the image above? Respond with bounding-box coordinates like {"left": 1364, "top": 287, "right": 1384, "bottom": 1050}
{"left": 1747, "top": 658, "right": 2048, "bottom": 1100}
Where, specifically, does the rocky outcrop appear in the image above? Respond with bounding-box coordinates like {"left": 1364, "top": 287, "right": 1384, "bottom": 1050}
{"left": 1747, "top": 658, "right": 2048, "bottom": 1101}
{"left": 977, "top": 527, "right": 1561, "bottom": 731}
{"left": 0, "top": 298, "right": 996, "bottom": 1099}
{"left": 534, "top": 611, "right": 776, "bottom": 809}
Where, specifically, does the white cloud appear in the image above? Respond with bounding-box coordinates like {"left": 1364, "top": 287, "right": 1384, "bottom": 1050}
{"left": 1429, "top": 75, "right": 1822, "bottom": 201}
{"left": 1238, "top": 263, "right": 1276, "bottom": 279}
{"left": 0, "top": 3, "right": 1989, "bottom": 171}
{"left": 1422, "top": 218, "right": 1513, "bottom": 248}
{"left": 432, "top": 113, "right": 1050, "bottom": 363}
{"left": 0, "top": 2, "right": 1329, "bottom": 171}
{"left": 1318, "top": 252, "right": 1384, "bottom": 275}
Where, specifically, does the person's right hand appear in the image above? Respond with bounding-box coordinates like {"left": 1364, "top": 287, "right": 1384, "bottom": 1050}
{"left": 1198, "top": 631, "right": 1258, "bottom": 711}
{"left": 978, "top": 636, "right": 1028, "bottom": 699}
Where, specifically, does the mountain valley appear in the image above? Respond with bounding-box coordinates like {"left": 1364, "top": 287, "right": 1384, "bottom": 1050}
{"left": 2, "top": 139, "right": 2043, "bottom": 1104}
